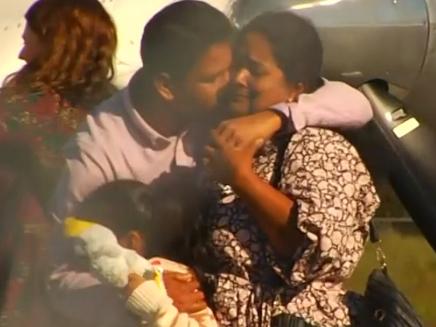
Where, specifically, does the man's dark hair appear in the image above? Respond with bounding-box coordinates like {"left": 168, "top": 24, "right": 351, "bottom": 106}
{"left": 140, "top": 0, "right": 235, "bottom": 81}
{"left": 240, "top": 11, "right": 323, "bottom": 92}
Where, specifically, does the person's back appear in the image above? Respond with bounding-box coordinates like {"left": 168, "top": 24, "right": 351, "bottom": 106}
{"left": 0, "top": 91, "right": 87, "bottom": 184}
{"left": 0, "top": 137, "right": 53, "bottom": 327}
{"left": 0, "top": 0, "right": 117, "bottom": 192}
{"left": 0, "top": 1, "right": 117, "bottom": 324}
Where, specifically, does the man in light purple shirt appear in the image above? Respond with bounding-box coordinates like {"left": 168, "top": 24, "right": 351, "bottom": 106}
{"left": 48, "top": 1, "right": 373, "bottom": 326}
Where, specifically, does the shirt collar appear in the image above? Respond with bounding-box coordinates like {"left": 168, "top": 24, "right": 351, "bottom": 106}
{"left": 122, "top": 88, "right": 195, "bottom": 167}
{"left": 175, "top": 130, "right": 196, "bottom": 168}
{"left": 123, "top": 87, "right": 171, "bottom": 150}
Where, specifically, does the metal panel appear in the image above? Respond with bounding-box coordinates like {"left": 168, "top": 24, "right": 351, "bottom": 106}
{"left": 405, "top": 0, "right": 436, "bottom": 124}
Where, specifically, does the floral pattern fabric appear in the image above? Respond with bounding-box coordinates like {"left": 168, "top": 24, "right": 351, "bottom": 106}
{"left": 0, "top": 90, "right": 87, "bottom": 326}
{"left": 0, "top": 168, "right": 53, "bottom": 327}
{"left": 0, "top": 90, "right": 86, "bottom": 169}
{"left": 204, "top": 128, "right": 380, "bottom": 327}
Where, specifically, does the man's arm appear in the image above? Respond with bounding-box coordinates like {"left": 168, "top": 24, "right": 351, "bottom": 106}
{"left": 274, "top": 79, "right": 373, "bottom": 131}
{"left": 214, "top": 79, "right": 372, "bottom": 149}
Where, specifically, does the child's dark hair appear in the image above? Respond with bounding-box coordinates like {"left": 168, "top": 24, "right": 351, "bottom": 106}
{"left": 73, "top": 171, "right": 212, "bottom": 269}
{"left": 73, "top": 180, "right": 153, "bottom": 237}
{"left": 240, "top": 11, "right": 323, "bottom": 92}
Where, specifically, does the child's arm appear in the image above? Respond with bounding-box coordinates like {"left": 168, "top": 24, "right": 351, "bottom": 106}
{"left": 125, "top": 274, "right": 218, "bottom": 327}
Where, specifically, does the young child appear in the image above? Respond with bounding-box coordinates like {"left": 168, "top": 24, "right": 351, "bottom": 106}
{"left": 63, "top": 177, "right": 217, "bottom": 327}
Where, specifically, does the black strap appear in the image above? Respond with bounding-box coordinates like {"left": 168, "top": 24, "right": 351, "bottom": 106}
{"left": 369, "top": 221, "right": 380, "bottom": 243}
{"left": 270, "top": 134, "right": 293, "bottom": 188}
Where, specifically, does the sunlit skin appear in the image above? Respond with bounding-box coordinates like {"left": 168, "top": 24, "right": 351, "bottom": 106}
{"left": 231, "top": 32, "right": 303, "bottom": 115}
{"left": 210, "top": 32, "right": 304, "bottom": 151}
{"left": 181, "top": 41, "right": 232, "bottom": 115}
{"left": 132, "top": 42, "right": 232, "bottom": 138}
{"left": 19, "top": 24, "right": 43, "bottom": 63}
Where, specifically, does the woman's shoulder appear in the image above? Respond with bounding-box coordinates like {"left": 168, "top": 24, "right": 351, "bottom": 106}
{"left": 1, "top": 88, "right": 44, "bottom": 105}
{"left": 290, "top": 127, "right": 359, "bottom": 156}
{"left": 1, "top": 89, "right": 63, "bottom": 113}
{"left": 1, "top": 89, "right": 86, "bottom": 124}
{"left": 292, "top": 127, "right": 348, "bottom": 142}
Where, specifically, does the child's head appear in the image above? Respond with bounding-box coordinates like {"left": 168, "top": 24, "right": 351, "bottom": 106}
{"left": 73, "top": 180, "right": 152, "bottom": 257}
{"left": 72, "top": 175, "right": 202, "bottom": 262}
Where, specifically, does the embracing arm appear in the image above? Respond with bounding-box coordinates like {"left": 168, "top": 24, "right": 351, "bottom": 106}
{"left": 271, "top": 79, "right": 373, "bottom": 131}
{"left": 213, "top": 80, "right": 372, "bottom": 150}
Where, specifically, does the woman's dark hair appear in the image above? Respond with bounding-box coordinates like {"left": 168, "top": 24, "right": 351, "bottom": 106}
{"left": 3, "top": 0, "right": 117, "bottom": 107}
{"left": 240, "top": 11, "right": 323, "bottom": 92}
{"left": 140, "top": 0, "right": 235, "bottom": 82}
{"left": 73, "top": 172, "right": 209, "bottom": 266}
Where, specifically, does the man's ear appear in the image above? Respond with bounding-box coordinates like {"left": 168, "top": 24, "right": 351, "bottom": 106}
{"left": 153, "top": 73, "right": 175, "bottom": 102}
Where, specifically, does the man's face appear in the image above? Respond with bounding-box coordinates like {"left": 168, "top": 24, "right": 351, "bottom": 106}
{"left": 218, "top": 52, "right": 251, "bottom": 117}
{"left": 225, "top": 32, "right": 299, "bottom": 116}
{"left": 177, "top": 41, "right": 232, "bottom": 120}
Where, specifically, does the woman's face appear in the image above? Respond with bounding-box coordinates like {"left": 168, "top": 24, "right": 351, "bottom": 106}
{"left": 231, "top": 32, "right": 302, "bottom": 114}
{"left": 19, "top": 23, "right": 43, "bottom": 63}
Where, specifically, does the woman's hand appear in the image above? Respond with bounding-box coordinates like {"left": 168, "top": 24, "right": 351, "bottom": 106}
{"left": 203, "top": 129, "right": 263, "bottom": 186}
